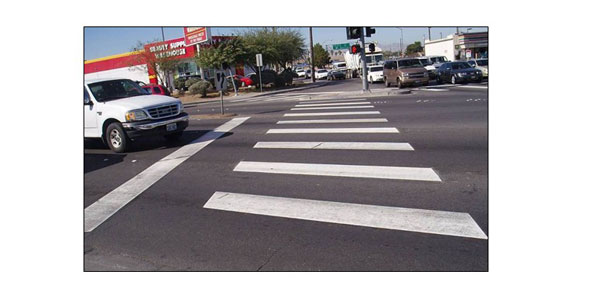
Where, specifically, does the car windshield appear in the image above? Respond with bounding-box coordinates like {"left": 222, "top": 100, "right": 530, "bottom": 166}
{"left": 397, "top": 59, "right": 422, "bottom": 68}
{"left": 431, "top": 57, "right": 448, "bottom": 63}
{"left": 336, "top": 63, "right": 346, "bottom": 68}
{"left": 476, "top": 59, "right": 488, "bottom": 66}
{"left": 318, "top": 70, "right": 328, "bottom": 73}
{"left": 418, "top": 59, "right": 432, "bottom": 66}
{"left": 369, "top": 66, "right": 383, "bottom": 72}
{"left": 451, "top": 62, "right": 472, "bottom": 70}
{"left": 88, "top": 79, "right": 150, "bottom": 102}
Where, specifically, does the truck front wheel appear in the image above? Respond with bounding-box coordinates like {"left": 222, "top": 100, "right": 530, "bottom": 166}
{"left": 105, "top": 122, "right": 130, "bottom": 153}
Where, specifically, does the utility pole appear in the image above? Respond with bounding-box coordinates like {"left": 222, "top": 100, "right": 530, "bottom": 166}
{"left": 309, "top": 27, "right": 315, "bottom": 83}
{"left": 400, "top": 28, "right": 404, "bottom": 57}
{"left": 428, "top": 27, "right": 431, "bottom": 41}
{"left": 359, "top": 27, "right": 369, "bottom": 92}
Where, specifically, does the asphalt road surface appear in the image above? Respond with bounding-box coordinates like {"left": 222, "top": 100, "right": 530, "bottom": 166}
{"left": 84, "top": 80, "right": 488, "bottom": 271}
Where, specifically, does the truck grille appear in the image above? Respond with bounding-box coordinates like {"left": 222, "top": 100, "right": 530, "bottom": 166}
{"left": 147, "top": 104, "right": 179, "bottom": 119}
{"left": 408, "top": 73, "right": 425, "bottom": 78}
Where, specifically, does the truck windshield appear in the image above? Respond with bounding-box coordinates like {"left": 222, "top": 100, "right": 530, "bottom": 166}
{"left": 419, "top": 59, "right": 432, "bottom": 66}
{"left": 431, "top": 57, "right": 448, "bottom": 63}
{"left": 336, "top": 63, "right": 346, "bottom": 68}
{"left": 369, "top": 66, "right": 383, "bottom": 72}
{"left": 88, "top": 79, "right": 150, "bottom": 102}
{"left": 398, "top": 59, "right": 422, "bottom": 68}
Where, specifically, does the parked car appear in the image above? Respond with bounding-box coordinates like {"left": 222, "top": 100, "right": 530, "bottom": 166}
{"left": 296, "top": 69, "right": 306, "bottom": 78}
{"left": 327, "top": 69, "right": 346, "bottom": 80}
{"left": 133, "top": 80, "right": 147, "bottom": 87}
{"left": 84, "top": 78, "right": 188, "bottom": 153}
{"left": 467, "top": 59, "right": 488, "bottom": 78}
{"left": 227, "top": 74, "right": 254, "bottom": 87}
{"left": 383, "top": 58, "right": 429, "bottom": 88}
{"left": 367, "top": 65, "right": 384, "bottom": 83}
{"left": 314, "top": 69, "right": 329, "bottom": 80}
{"left": 437, "top": 61, "right": 483, "bottom": 84}
{"left": 417, "top": 56, "right": 449, "bottom": 80}
{"left": 142, "top": 84, "right": 170, "bottom": 96}
{"left": 305, "top": 69, "right": 312, "bottom": 79}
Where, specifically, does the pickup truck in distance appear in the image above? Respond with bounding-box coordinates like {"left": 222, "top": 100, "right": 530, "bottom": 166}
{"left": 84, "top": 78, "right": 189, "bottom": 153}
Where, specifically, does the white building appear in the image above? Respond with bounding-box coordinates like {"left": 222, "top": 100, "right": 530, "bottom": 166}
{"left": 425, "top": 32, "right": 488, "bottom": 61}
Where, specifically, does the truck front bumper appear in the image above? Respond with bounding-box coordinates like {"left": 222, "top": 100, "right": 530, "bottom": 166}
{"left": 123, "top": 113, "right": 189, "bottom": 139}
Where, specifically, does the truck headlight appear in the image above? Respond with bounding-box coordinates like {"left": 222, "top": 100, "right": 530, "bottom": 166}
{"left": 125, "top": 109, "right": 149, "bottom": 122}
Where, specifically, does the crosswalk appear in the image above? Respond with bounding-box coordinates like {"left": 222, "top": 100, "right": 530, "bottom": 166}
{"left": 204, "top": 97, "right": 487, "bottom": 240}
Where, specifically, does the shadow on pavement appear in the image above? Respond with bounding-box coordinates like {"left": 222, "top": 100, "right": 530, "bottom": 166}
{"left": 84, "top": 153, "right": 126, "bottom": 173}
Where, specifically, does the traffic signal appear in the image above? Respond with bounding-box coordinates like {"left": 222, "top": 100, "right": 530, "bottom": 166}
{"left": 351, "top": 44, "right": 361, "bottom": 54}
{"left": 365, "top": 27, "right": 376, "bottom": 37}
{"left": 368, "top": 43, "right": 375, "bottom": 52}
{"left": 346, "top": 27, "right": 361, "bottom": 39}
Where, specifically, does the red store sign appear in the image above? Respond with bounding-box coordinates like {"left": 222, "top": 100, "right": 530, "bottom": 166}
{"left": 184, "top": 27, "right": 211, "bottom": 46}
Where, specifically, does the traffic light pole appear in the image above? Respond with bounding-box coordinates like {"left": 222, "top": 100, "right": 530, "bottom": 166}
{"left": 359, "top": 28, "right": 369, "bottom": 92}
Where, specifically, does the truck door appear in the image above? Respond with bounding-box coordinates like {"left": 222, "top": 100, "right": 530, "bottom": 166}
{"left": 84, "top": 88, "right": 100, "bottom": 137}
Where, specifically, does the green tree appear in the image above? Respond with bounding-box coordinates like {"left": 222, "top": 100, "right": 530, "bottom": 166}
{"left": 405, "top": 41, "right": 424, "bottom": 56}
{"left": 128, "top": 41, "right": 180, "bottom": 86}
{"left": 238, "top": 28, "right": 305, "bottom": 72}
{"left": 311, "top": 43, "right": 331, "bottom": 68}
{"left": 194, "top": 38, "right": 247, "bottom": 70}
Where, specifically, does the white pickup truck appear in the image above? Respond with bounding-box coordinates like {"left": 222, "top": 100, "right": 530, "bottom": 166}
{"left": 84, "top": 78, "right": 189, "bottom": 152}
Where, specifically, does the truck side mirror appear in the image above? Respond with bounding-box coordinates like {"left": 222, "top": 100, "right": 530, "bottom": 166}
{"left": 84, "top": 97, "right": 92, "bottom": 105}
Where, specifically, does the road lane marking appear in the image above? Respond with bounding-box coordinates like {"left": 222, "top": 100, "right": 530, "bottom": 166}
{"left": 294, "top": 102, "right": 371, "bottom": 107}
{"left": 84, "top": 117, "right": 250, "bottom": 232}
{"left": 266, "top": 128, "right": 399, "bottom": 134}
{"left": 277, "top": 118, "right": 388, "bottom": 124}
{"left": 298, "top": 98, "right": 368, "bottom": 104}
{"left": 291, "top": 105, "right": 374, "bottom": 110}
{"left": 204, "top": 192, "right": 486, "bottom": 239}
{"left": 234, "top": 161, "right": 441, "bottom": 181}
{"left": 284, "top": 111, "right": 380, "bottom": 117}
{"left": 455, "top": 85, "right": 488, "bottom": 89}
{"left": 254, "top": 142, "right": 414, "bottom": 151}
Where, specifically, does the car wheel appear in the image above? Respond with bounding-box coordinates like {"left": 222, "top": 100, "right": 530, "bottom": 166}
{"left": 105, "top": 122, "right": 129, "bottom": 153}
{"left": 384, "top": 77, "right": 390, "bottom": 87}
{"left": 451, "top": 75, "right": 457, "bottom": 84}
{"left": 164, "top": 131, "right": 183, "bottom": 141}
{"left": 397, "top": 78, "right": 403, "bottom": 89}
{"left": 369, "top": 77, "right": 373, "bottom": 84}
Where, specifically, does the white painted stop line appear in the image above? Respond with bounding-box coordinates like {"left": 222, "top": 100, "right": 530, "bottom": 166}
{"left": 254, "top": 142, "right": 414, "bottom": 151}
{"left": 291, "top": 105, "right": 374, "bottom": 110}
{"left": 277, "top": 118, "right": 388, "bottom": 124}
{"left": 266, "top": 128, "right": 398, "bottom": 134}
{"left": 84, "top": 117, "right": 250, "bottom": 232}
{"left": 284, "top": 111, "right": 380, "bottom": 117}
{"left": 233, "top": 161, "right": 441, "bottom": 182}
{"left": 294, "top": 102, "right": 371, "bottom": 107}
{"left": 204, "top": 192, "right": 487, "bottom": 239}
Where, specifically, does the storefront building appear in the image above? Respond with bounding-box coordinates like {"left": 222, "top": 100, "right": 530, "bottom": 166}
{"left": 84, "top": 35, "right": 249, "bottom": 87}
{"left": 424, "top": 31, "right": 488, "bottom": 61}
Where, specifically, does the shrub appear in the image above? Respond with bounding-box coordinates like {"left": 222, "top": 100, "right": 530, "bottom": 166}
{"left": 185, "top": 77, "right": 202, "bottom": 89}
{"left": 278, "top": 69, "right": 295, "bottom": 86}
{"left": 249, "top": 69, "right": 277, "bottom": 87}
{"left": 188, "top": 80, "right": 212, "bottom": 97}
{"left": 174, "top": 77, "right": 187, "bottom": 90}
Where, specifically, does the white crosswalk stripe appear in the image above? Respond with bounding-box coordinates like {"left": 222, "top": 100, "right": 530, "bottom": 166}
{"left": 284, "top": 111, "right": 380, "bottom": 117}
{"left": 290, "top": 105, "right": 374, "bottom": 110}
{"left": 266, "top": 128, "right": 399, "bottom": 134}
{"left": 294, "top": 101, "right": 371, "bottom": 107}
{"left": 234, "top": 161, "right": 441, "bottom": 181}
{"left": 204, "top": 192, "right": 487, "bottom": 239}
{"left": 277, "top": 118, "right": 388, "bottom": 124}
{"left": 254, "top": 142, "right": 414, "bottom": 151}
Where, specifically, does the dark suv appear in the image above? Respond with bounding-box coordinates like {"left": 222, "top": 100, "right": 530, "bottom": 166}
{"left": 437, "top": 62, "right": 483, "bottom": 84}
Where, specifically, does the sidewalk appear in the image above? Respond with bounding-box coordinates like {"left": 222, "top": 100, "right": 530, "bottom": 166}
{"left": 182, "top": 81, "right": 329, "bottom": 107}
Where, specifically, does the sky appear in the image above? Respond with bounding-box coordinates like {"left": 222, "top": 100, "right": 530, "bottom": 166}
{"left": 84, "top": 26, "right": 487, "bottom": 61}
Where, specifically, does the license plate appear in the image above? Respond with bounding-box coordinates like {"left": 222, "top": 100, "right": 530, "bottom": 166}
{"left": 166, "top": 123, "right": 177, "bottom": 131}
